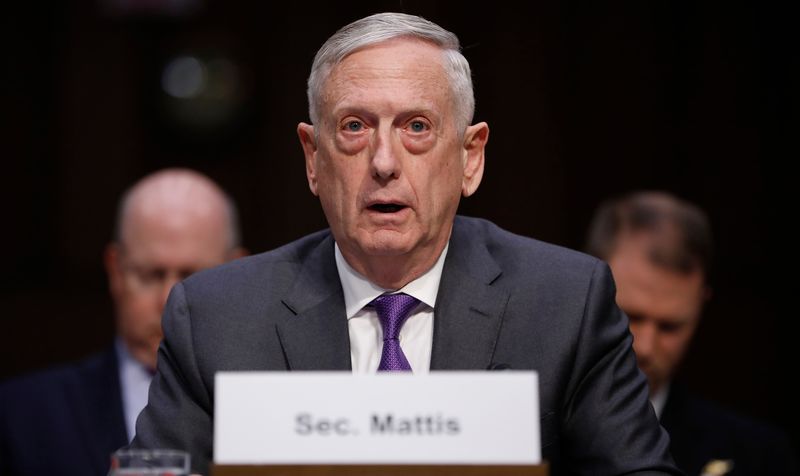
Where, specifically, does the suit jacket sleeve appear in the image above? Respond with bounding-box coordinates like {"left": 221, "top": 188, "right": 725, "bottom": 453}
{"left": 560, "top": 261, "right": 678, "bottom": 475}
{"left": 130, "top": 282, "right": 213, "bottom": 475}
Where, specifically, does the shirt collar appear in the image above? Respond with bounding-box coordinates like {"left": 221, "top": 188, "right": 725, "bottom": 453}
{"left": 334, "top": 242, "right": 449, "bottom": 319}
{"left": 115, "top": 337, "right": 155, "bottom": 378}
{"left": 649, "top": 381, "right": 671, "bottom": 420}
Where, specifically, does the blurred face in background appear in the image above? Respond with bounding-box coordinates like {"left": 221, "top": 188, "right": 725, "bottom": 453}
{"left": 104, "top": 175, "right": 243, "bottom": 370}
{"left": 607, "top": 236, "right": 706, "bottom": 395}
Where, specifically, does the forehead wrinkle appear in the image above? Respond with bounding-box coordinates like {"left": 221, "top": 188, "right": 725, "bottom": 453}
{"left": 337, "top": 57, "right": 443, "bottom": 82}
{"left": 329, "top": 75, "right": 447, "bottom": 112}
{"left": 322, "top": 41, "right": 454, "bottom": 124}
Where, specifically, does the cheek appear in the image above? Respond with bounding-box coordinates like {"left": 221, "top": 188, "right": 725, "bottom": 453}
{"left": 317, "top": 143, "right": 362, "bottom": 188}
{"left": 117, "top": 292, "right": 162, "bottom": 329}
{"left": 628, "top": 324, "right": 643, "bottom": 341}
{"left": 432, "top": 161, "right": 468, "bottom": 206}
{"left": 658, "top": 333, "right": 690, "bottom": 361}
{"left": 316, "top": 161, "right": 354, "bottom": 202}
{"left": 410, "top": 152, "right": 463, "bottom": 194}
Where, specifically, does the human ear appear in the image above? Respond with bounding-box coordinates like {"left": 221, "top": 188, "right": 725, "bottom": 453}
{"left": 461, "top": 122, "right": 489, "bottom": 197}
{"left": 104, "top": 243, "right": 124, "bottom": 298}
{"left": 297, "top": 122, "right": 319, "bottom": 196}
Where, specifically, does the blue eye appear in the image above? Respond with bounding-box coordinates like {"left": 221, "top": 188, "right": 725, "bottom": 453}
{"left": 345, "top": 120, "right": 363, "bottom": 132}
{"left": 409, "top": 120, "right": 427, "bottom": 132}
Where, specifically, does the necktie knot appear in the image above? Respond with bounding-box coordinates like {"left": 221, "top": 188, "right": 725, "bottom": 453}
{"left": 371, "top": 292, "right": 419, "bottom": 340}
{"left": 370, "top": 293, "right": 419, "bottom": 371}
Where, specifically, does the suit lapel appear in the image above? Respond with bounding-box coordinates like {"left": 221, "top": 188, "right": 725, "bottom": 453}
{"left": 275, "top": 220, "right": 509, "bottom": 372}
{"left": 431, "top": 218, "right": 510, "bottom": 370}
{"left": 277, "top": 234, "right": 351, "bottom": 371}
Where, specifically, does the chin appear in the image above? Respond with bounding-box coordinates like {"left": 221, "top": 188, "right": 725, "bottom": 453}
{"left": 351, "top": 229, "right": 415, "bottom": 255}
{"left": 360, "top": 241, "right": 413, "bottom": 257}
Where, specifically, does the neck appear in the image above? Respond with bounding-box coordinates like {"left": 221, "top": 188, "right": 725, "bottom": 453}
{"left": 340, "top": 238, "right": 448, "bottom": 290}
{"left": 123, "top": 339, "right": 157, "bottom": 371}
{"left": 648, "top": 378, "right": 667, "bottom": 398}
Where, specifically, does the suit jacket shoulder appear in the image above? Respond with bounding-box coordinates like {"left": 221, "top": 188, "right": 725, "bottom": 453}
{"left": 0, "top": 348, "right": 128, "bottom": 476}
{"left": 450, "top": 216, "right": 602, "bottom": 289}
{"left": 167, "top": 227, "right": 344, "bottom": 379}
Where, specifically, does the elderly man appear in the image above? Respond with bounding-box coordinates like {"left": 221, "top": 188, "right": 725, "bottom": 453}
{"left": 0, "top": 169, "right": 245, "bottom": 476}
{"left": 587, "top": 191, "right": 798, "bottom": 476}
{"left": 132, "top": 14, "right": 679, "bottom": 475}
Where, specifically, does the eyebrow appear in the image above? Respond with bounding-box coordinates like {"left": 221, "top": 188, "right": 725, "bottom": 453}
{"left": 332, "top": 106, "right": 442, "bottom": 126}
{"left": 332, "top": 106, "right": 379, "bottom": 122}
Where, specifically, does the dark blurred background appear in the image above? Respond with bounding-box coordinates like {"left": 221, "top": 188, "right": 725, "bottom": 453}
{"left": 2, "top": 0, "right": 796, "bottom": 449}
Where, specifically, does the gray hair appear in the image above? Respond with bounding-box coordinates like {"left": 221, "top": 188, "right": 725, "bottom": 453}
{"left": 307, "top": 12, "right": 475, "bottom": 131}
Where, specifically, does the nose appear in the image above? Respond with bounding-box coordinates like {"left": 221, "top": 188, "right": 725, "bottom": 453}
{"left": 632, "top": 321, "right": 655, "bottom": 363}
{"left": 370, "top": 126, "right": 400, "bottom": 180}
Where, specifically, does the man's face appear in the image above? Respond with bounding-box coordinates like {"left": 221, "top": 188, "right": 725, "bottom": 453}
{"left": 607, "top": 238, "right": 705, "bottom": 395}
{"left": 105, "top": 211, "right": 233, "bottom": 369}
{"left": 299, "top": 38, "right": 486, "bottom": 275}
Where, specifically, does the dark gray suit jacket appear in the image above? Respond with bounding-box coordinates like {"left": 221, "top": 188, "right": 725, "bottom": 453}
{"left": 662, "top": 383, "right": 798, "bottom": 476}
{"left": 0, "top": 348, "right": 129, "bottom": 476}
{"left": 132, "top": 216, "right": 680, "bottom": 475}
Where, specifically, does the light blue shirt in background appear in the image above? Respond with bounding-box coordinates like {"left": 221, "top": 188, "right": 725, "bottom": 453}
{"left": 115, "top": 338, "right": 153, "bottom": 442}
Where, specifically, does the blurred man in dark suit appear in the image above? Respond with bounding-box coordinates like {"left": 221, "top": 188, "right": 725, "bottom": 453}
{"left": 0, "top": 168, "right": 246, "bottom": 476}
{"left": 131, "top": 13, "right": 680, "bottom": 476}
{"left": 587, "top": 191, "right": 798, "bottom": 476}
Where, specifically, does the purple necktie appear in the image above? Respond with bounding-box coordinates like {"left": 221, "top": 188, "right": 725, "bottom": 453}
{"left": 371, "top": 293, "right": 419, "bottom": 372}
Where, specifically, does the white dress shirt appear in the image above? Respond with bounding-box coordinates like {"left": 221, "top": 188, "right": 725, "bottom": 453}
{"left": 115, "top": 338, "right": 154, "bottom": 442}
{"left": 334, "top": 243, "right": 448, "bottom": 374}
{"left": 649, "top": 381, "right": 670, "bottom": 420}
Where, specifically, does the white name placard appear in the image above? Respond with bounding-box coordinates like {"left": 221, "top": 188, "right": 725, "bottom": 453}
{"left": 214, "top": 371, "right": 539, "bottom": 465}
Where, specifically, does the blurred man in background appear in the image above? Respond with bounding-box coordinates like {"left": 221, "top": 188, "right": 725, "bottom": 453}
{"left": 586, "top": 191, "right": 797, "bottom": 476}
{"left": 0, "top": 168, "right": 246, "bottom": 476}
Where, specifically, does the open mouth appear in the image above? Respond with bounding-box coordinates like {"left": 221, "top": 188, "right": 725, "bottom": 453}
{"left": 368, "top": 203, "right": 407, "bottom": 213}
